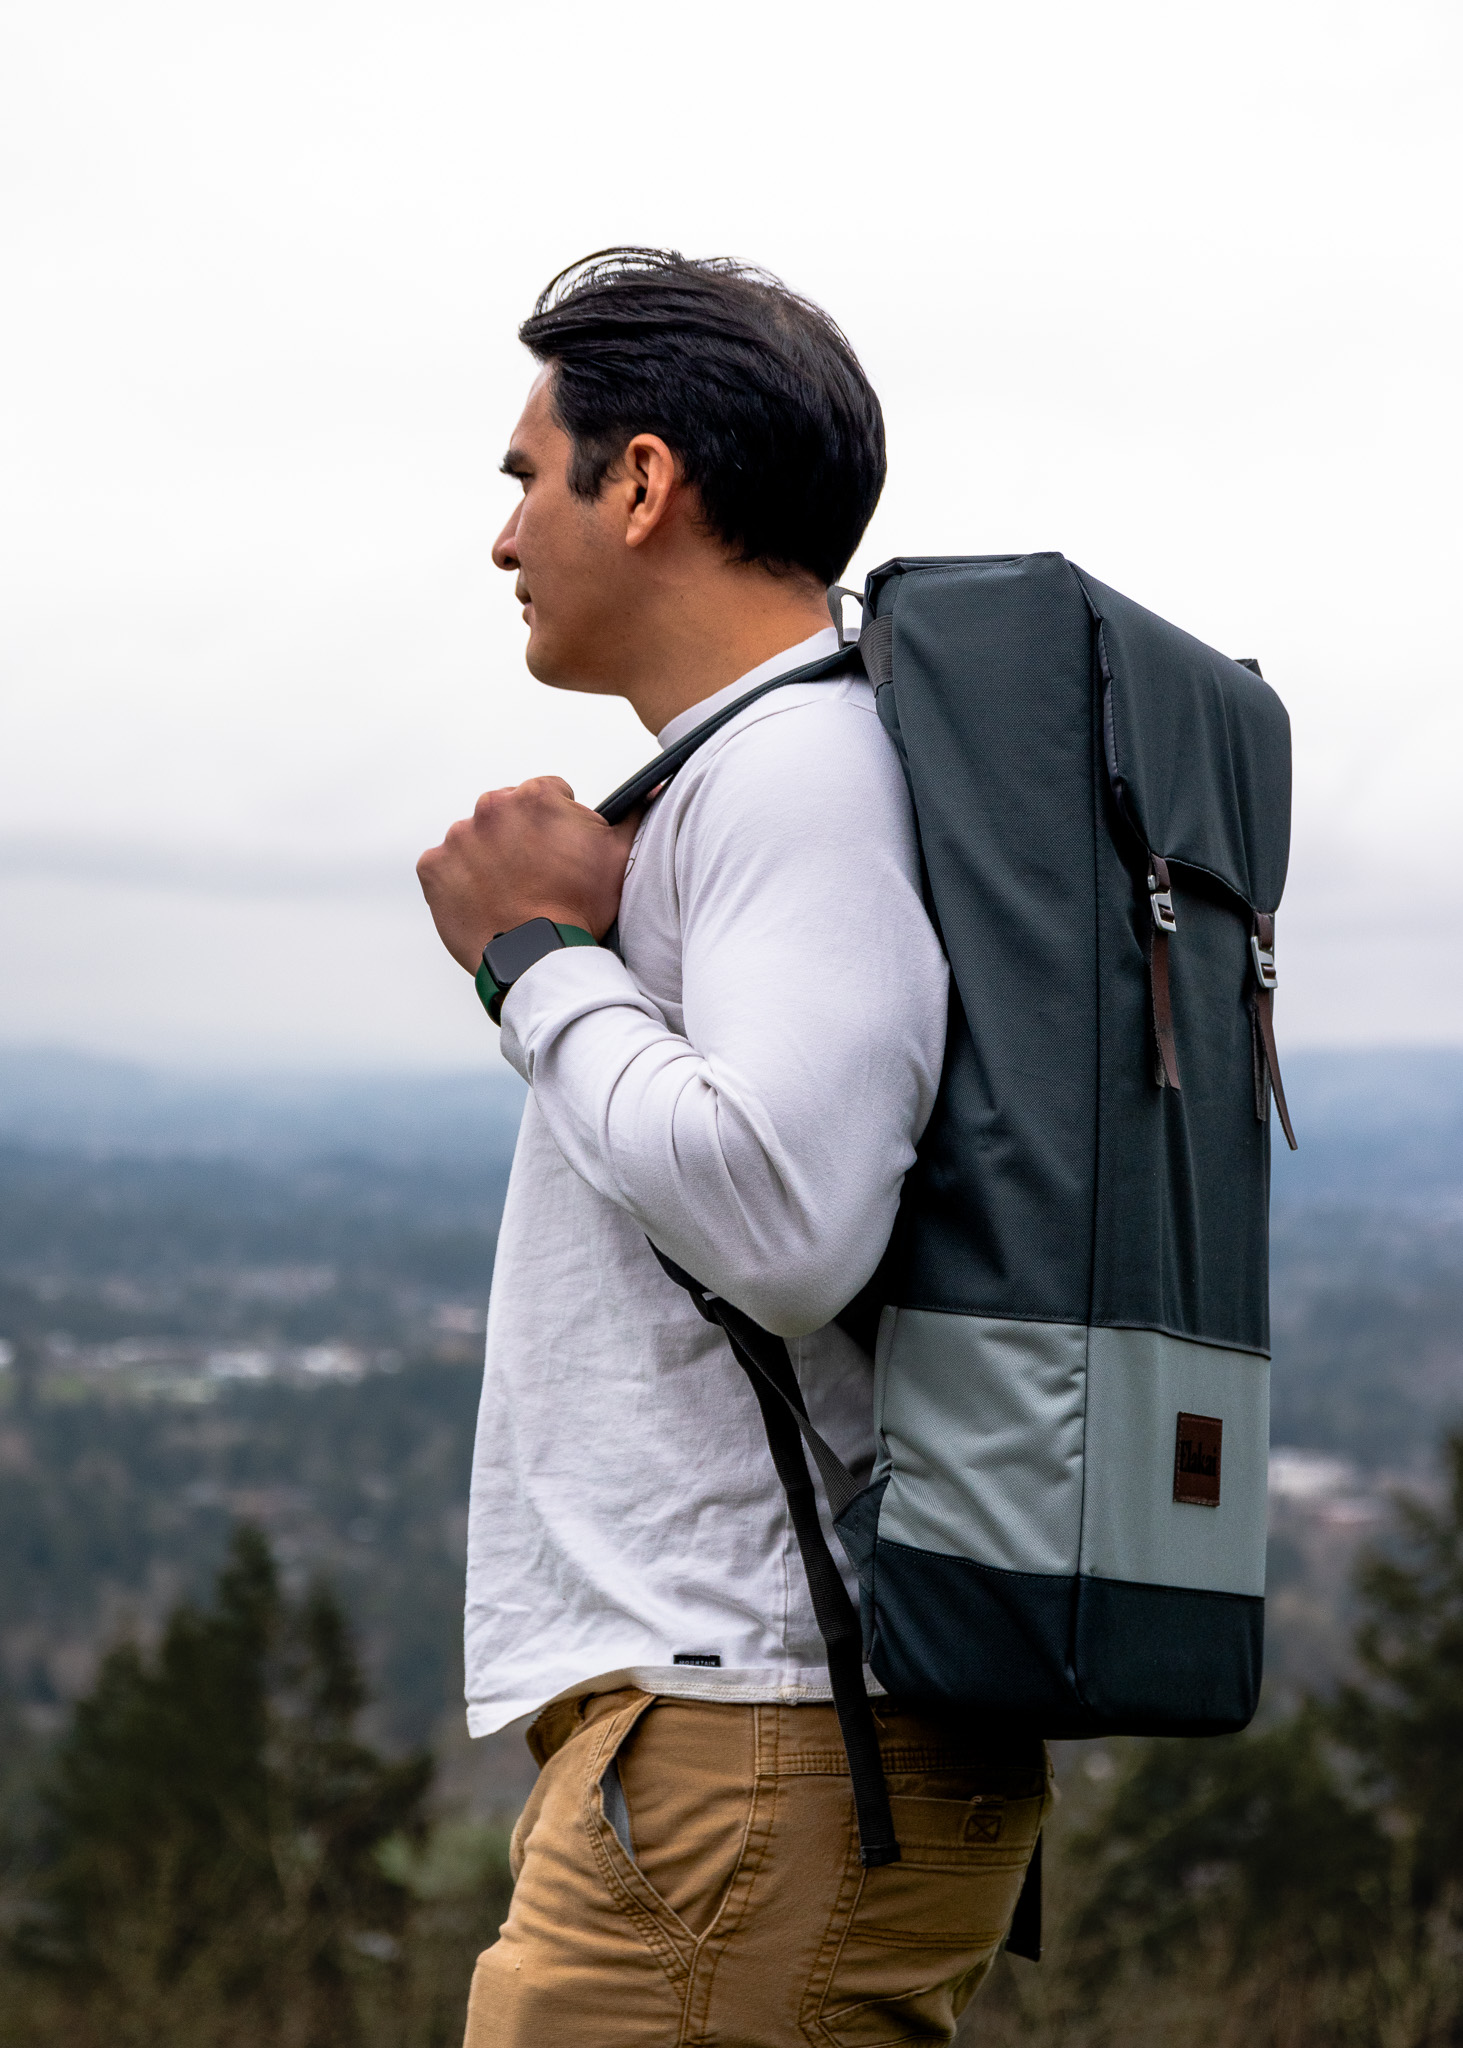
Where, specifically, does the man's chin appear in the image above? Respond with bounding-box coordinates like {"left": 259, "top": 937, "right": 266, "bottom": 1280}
{"left": 522, "top": 634, "right": 562, "bottom": 686}
{"left": 523, "top": 633, "right": 616, "bottom": 698}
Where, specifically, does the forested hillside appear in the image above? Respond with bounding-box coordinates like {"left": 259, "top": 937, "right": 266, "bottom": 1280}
{"left": 0, "top": 1044, "right": 1460, "bottom": 1757}
{"left": 1, "top": 1045, "right": 1462, "bottom": 2044}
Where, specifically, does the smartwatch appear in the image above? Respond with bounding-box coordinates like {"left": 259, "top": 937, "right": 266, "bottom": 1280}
{"left": 474, "top": 918, "right": 597, "bottom": 1025}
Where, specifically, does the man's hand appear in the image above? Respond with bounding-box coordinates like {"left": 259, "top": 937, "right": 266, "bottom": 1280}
{"left": 417, "top": 777, "right": 641, "bottom": 971}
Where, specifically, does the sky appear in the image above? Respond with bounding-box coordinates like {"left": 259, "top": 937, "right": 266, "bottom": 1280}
{"left": 1, "top": 0, "right": 1460, "bottom": 1070}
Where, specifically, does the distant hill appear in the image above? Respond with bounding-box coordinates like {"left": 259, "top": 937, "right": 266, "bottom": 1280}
{"left": 2, "top": 1043, "right": 1460, "bottom": 1198}
{"left": 0, "top": 1049, "right": 525, "bottom": 1386}
{"left": 1, "top": 1039, "right": 1460, "bottom": 1757}
{"left": 1268, "top": 1047, "right": 1463, "bottom": 1210}
{"left": 0, "top": 1045, "right": 526, "bottom": 1165}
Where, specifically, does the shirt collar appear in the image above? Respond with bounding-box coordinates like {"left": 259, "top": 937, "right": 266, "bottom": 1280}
{"left": 655, "top": 626, "right": 841, "bottom": 750}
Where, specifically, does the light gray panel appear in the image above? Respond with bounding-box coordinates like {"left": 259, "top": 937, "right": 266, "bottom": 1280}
{"left": 1079, "top": 1326, "right": 1269, "bottom": 1597}
{"left": 874, "top": 1307, "right": 1086, "bottom": 1575}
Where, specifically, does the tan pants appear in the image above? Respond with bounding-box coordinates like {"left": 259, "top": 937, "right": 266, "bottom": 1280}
{"left": 464, "top": 1688, "right": 1050, "bottom": 2047}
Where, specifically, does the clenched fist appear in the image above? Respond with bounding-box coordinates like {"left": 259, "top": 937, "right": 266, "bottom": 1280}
{"left": 417, "top": 777, "right": 641, "bottom": 971}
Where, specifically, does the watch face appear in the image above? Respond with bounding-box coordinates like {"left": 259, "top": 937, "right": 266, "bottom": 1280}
{"left": 484, "top": 917, "right": 565, "bottom": 990}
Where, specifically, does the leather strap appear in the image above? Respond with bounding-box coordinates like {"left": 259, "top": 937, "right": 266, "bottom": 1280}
{"left": 1147, "top": 857, "right": 1182, "bottom": 1092}
{"left": 1249, "top": 913, "right": 1298, "bottom": 1150}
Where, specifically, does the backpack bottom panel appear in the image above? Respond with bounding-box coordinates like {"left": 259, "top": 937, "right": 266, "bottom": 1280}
{"left": 862, "top": 1533, "right": 1262, "bottom": 1737}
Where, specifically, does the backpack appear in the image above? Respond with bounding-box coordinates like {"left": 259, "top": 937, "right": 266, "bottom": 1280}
{"left": 597, "top": 554, "right": 1294, "bottom": 1931}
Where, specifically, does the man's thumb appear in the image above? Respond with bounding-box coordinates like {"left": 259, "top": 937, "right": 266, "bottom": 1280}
{"left": 607, "top": 803, "right": 647, "bottom": 855}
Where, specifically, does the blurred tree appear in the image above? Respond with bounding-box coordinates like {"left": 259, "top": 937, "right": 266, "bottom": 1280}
{"left": 17, "top": 1525, "right": 431, "bottom": 2046}
{"left": 1067, "top": 1707, "right": 1392, "bottom": 1986}
{"left": 1335, "top": 1430, "right": 1463, "bottom": 1916}
{"left": 1066, "top": 1431, "right": 1463, "bottom": 2015}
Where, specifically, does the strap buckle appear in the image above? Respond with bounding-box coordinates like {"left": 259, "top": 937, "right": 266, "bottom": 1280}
{"left": 1250, "top": 933, "right": 1278, "bottom": 990}
{"left": 826, "top": 584, "right": 863, "bottom": 645}
{"left": 1148, "top": 871, "right": 1178, "bottom": 934}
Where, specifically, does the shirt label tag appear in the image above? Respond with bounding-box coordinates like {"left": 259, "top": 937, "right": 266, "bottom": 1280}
{"left": 1174, "top": 1413, "right": 1222, "bottom": 1507}
{"left": 672, "top": 1653, "right": 722, "bottom": 1667}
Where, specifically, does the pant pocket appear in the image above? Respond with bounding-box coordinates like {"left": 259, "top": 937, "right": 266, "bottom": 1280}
{"left": 599, "top": 1753, "right": 634, "bottom": 1858}
{"left": 600, "top": 1697, "right": 762, "bottom": 1944}
{"left": 584, "top": 1692, "right": 660, "bottom": 1874}
{"left": 809, "top": 1788, "right": 1045, "bottom": 2047}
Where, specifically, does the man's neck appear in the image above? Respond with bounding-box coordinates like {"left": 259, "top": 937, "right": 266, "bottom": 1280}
{"left": 609, "top": 573, "right": 834, "bottom": 735}
{"left": 654, "top": 624, "right": 839, "bottom": 746}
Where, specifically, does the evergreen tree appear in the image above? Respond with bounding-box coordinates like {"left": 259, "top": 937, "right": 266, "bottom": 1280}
{"left": 1068, "top": 1433, "right": 1463, "bottom": 1996}
{"left": 1335, "top": 1429, "right": 1463, "bottom": 1916}
{"left": 20, "top": 1525, "right": 431, "bottom": 2046}
{"left": 1065, "top": 1708, "right": 1392, "bottom": 1994}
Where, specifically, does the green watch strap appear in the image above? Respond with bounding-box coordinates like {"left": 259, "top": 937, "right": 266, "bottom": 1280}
{"left": 473, "top": 958, "right": 499, "bottom": 1020}
{"left": 475, "top": 922, "right": 596, "bottom": 1026}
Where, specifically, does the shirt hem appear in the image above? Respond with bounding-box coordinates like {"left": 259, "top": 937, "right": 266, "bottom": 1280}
{"left": 466, "top": 1661, "right": 886, "bottom": 1739}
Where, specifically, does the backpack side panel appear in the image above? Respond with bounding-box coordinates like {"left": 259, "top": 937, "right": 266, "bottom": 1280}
{"left": 1082, "top": 566, "right": 1287, "bottom": 1355}
{"left": 844, "top": 555, "right": 1280, "bottom": 1737}
{"left": 872, "top": 555, "right": 1099, "bottom": 1322}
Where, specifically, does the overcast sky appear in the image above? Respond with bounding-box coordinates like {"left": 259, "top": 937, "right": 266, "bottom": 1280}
{"left": 1, "top": 0, "right": 1460, "bottom": 1070}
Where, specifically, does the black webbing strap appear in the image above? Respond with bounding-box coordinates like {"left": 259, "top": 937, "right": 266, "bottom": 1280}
{"left": 599, "top": 637, "right": 900, "bottom": 1868}
{"left": 711, "top": 1293, "right": 862, "bottom": 1522}
{"left": 1006, "top": 1834, "right": 1043, "bottom": 1961}
{"left": 650, "top": 1246, "right": 901, "bottom": 1869}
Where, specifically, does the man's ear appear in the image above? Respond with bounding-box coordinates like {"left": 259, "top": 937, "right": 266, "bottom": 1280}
{"left": 623, "top": 433, "right": 681, "bottom": 549}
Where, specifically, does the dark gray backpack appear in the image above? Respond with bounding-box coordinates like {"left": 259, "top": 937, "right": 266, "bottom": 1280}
{"left": 599, "top": 554, "right": 1294, "bottom": 1909}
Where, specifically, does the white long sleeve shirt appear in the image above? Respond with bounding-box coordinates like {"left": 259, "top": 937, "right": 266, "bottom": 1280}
{"left": 464, "top": 628, "right": 949, "bottom": 1736}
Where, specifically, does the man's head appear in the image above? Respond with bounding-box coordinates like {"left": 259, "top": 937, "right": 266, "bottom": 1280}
{"left": 492, "top": 249, "right": 885, "bottom": 710}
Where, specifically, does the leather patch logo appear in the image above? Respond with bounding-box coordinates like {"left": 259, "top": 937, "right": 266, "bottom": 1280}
{"left": 1174, "top": 1413, "right": 1222, "bottom": 1507}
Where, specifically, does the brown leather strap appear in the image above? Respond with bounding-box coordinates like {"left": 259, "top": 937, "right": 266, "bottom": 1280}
{"left": 1250, "top": 1001, "right": 1270, "bottom": 1122}
{"left": 1249, "top": 913, "right": 1297, "bottom": 1150}
{"left": 1147, "top": 857, "right": 1182, "bottom": 1092}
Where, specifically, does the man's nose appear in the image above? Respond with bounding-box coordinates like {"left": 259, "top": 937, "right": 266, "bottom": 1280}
{"left": 491, "top": 510, "right": 520, "bottom": 572}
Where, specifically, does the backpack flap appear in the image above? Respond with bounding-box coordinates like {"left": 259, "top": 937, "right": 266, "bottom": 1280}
{"left": 1079, "top": 569, "right": 1298, "bottom": 1150}
{"left": 1081, "top": 568, "right": 1291, "bottom": 916}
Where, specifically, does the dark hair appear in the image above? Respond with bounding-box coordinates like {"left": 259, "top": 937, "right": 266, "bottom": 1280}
{"left": 518, "top": 248, "right": 886, "bottom": 587}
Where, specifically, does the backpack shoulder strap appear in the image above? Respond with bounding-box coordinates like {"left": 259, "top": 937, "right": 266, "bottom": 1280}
{"left": 596, "top": 637, "right": 899, "bottom": 1867}
{"left": 595, "top": 645, "right": 861, "bottom": 824}
{"left": 649, "top": 1243, "right": 901, "bottom": 1871}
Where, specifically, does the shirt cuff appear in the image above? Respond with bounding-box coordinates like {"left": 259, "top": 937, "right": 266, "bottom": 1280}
{"left": 497, "top": 944, "right": 666, "bottom": 1084}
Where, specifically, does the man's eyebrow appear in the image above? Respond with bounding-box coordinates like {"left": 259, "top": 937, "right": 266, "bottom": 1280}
{"left": 499, "top": 446, "right": 533, "bottom": 477}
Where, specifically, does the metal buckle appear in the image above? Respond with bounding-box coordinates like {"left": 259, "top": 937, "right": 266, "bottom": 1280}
{"left": 1250, "top": 934, "right": 1277, "bottom": 990}
{"left": 1148, "top": 872, "right": 1178, "bottom": 934}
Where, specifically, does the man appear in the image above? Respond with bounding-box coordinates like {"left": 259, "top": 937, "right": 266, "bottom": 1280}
{"left": 418, "top": 250, "right": 1048, "bottom": 2047}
